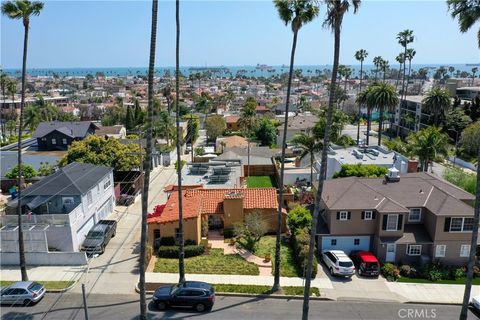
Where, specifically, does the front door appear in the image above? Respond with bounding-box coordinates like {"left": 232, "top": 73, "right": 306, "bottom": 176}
{"left": 386, "top": 243, "right": 396, "bottom": 262}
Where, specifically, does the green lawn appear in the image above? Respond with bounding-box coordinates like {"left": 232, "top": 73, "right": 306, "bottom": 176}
{"left": 252, "top": 236, "right": 300, "bottom": 277}
{"left": 246, "top": 176, "right": 276, "bottom": 188}
{"left": 214, "top": 284, "right": 319, "bottom": 296}
{"left": 397, "top": 277, "right": 480, "bottom": 285}
{"left": 154, "top": 248, "right": 259, "bottom": 275}
{"left": 0, "top": 280, "right": 74, "bottom": 290}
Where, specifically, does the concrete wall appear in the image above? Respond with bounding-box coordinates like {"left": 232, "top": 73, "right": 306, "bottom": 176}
{"left": 0, "top": 252, "right": 87, "bottom": 266}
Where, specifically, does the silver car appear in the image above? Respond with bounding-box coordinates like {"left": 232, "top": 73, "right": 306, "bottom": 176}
{"left": 0, "top": 281, "right": 46, "bottom": 305}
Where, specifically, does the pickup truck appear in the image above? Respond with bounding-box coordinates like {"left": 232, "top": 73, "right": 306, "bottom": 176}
{"left": 81, "top": 220, "right": 117, "bottom": 254}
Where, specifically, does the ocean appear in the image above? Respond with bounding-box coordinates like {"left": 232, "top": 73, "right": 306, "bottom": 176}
{"left": 3, "top": 64, "right": 478, "bottom": 78}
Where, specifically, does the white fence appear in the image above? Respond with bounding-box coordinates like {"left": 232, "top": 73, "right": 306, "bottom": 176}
{"left": 0, "top": 252, "right": 87, "bottom": 266}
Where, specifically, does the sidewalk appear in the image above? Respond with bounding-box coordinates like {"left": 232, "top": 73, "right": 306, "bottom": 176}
{"left": 145, "top": 272, "right": 333, "bottom": 290}
{"left": 0, "top": 266, "right": 84, "bottom": 282}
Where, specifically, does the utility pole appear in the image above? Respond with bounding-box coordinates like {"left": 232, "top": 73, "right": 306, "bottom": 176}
{"left": 81, "top": 284, "right": 89, "bottom": 320}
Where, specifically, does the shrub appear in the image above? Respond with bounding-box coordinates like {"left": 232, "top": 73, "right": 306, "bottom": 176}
{"left": 185, "top": 239, "right": 196, "bottom": 246}
{"left": 455, "top": 267, "right": 466, "bottom": 280}
{"left": 160, "top": 237, "right": 176, "bottom": 246}
{"left": 291, "top": 228, "right": 317, "bottom": 278}
{"left": 5, "top": 164, "right": 38, "bottom": 179}
{"left": 428, "top": 268, "right": 442, "bottom": 282}
{"left": 332, "top": 163, "right": 388, "bottom": 179}
{"left": 145, "top": 245, "right": 153, "bottom": 267}
{"left": 399, "top": 265, "right": 411, "bottom": 277}
{"left": 381, "top": 263, "right": 400, "bottom": 281}
{"left": 287, "top": 205, "right": 312, "bottom": 234}
{"left": 158, "top": 245, "right": 205, "bottom": 258}
{"left": 473, "top": 266, "right": 480, "bottom": 278}
{"left": 223, "top": 228, "right": 234, "bottom": 239}
{"left": 175, "top": 160, "right": 186, "bottom": 170}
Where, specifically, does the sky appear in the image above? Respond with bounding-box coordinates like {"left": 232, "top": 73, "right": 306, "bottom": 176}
{"left": 1, "top": 0, "right": 479, "bottom": 68}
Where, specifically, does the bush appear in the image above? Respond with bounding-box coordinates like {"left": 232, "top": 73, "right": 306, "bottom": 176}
{"left": 291, "top": 228, "right": 317, "bottom": 278}
{"left": 381, "top": 263, "right": 400, "bottom": 281}
{"left": 223, "top": 228, "right": 234, "bottom": 239}
{"left": 160, "top": 237, "right": 176, "bottom": 246}
{"left": 287, "top": 205, "right": 312, "bottom": 234}
{"left": 454, "top": 267, "right": 466, "bottom": 280}
{"left": 333, "top": 163, "right": 388, "bottom": 179}
{"left": 399, "top": 265, "right": 411, "bottom": 277}
{"left": 175, "top": 160, "right": 186, "bottom": 170}
{"left": 185, "top": 239, "right": 196, "bottom": 246}
{"left": 145, "top": 245, "right": 153, "bottom": 268}
{"left": 427, "top": 268, "right": 442, "bottom": 282}
{"left": 158, "top": 245, "right": 205, "bottom": 258}
{"left": 335, "top": 134, "right": 356, "bottom": 147}
{"left": 5, "top": 164, "right": 38, "bottom": 179}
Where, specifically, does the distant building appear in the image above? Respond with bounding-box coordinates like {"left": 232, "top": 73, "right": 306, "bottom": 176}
{"left": 225, "top": 115, "right": 241, "bottom": 131}
{"left": 95, "top": 125, "right": 127, "bottom": 139}
{"left": 0, "top": 96, "right": 71, "bottom": 112}
{"left": 276, "top": 113, "right": 317, "bottom": 145}
{"left": 33, "top": 121, "right": 98, "bottom": 151}
{"left": 455, "top": 87, "right": 480, "bottom": 101}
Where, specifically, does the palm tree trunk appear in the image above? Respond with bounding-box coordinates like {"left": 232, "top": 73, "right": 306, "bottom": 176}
{"left": 397, "top": 46, "right": 408, "bottom": 137}
{"left": 17, "top": 19, "right": 30, "bottom": 282}
{"left": 459, "top": 146, "right": 480, "bottom": 320}
{"left": 395, "top": 63, "right": 401, "bottom": 90}
{"left": 175, "top": 0, "right": 186, "bottom": 284}
{"left": 356, "top": 61, "right": 363, "bottom": 145}
{"left": 139, "top": 1, "right": 158, "bottom": 318}
{"left": 302, "top": 20, "right": 341, "bottom": 320}
{"left": 405, "top": 60, "right": 412, "bottom": 98}
{"left": 378, "top": 107, "right": 384, "bottom": 146}
{"left": 273, "top": 29, "right": 298, "bottom": 293}
{"left": 366, "top": 107, "right": 371, "bottom": 146}
{"left": 310, "top": 154, "right": 313, "bottom": 187}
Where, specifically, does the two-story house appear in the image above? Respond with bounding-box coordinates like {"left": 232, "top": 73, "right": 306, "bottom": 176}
{"left": 1, "top": 162, "right": 115, "bottom": 252}
{"left": 317, "top": 170, "right": 476, "bottom": 266}
{"left": 33, "top": 121, "right": 98, "bottom": 151}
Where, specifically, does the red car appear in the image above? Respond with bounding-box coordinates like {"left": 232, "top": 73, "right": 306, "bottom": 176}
{"left": 350, "top": 251, "right": 380, "bottom": 277}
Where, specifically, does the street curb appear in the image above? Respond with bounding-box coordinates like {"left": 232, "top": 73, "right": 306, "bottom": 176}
{"left": 405, "top": 301, "right": 463, "bottom": 306}
{"left": 135, "top": 284, "right": 332, "bottom": 301}
{"left": 44, "top": 281, "right": 78, "bottom": 293}
{"left": 335, "top": 297, "right": 403, "bottom": 304}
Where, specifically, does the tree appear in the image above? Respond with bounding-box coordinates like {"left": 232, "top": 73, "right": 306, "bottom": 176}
{"left": 304, "top": 1, "right": 360, "bottom": 318}
{"left": 356, "top": 85, "right": 374, "bottom": 145}
{"left": 134, "top": 99, "right": 144, "bottom": 126}
{"left": 332, "top": 163, "right": 388, "bottom": 178}
{"left": 2, "top": 0, "right": 44, "bottom": 282}
{"left": 461, "top": 121, "right": 480, "bottom": 156}
{"left": 254, "top": 118, "right": 277, "bottom": 147}
{"left": 372, "top": 56, "right": 383, "bottom": 81}
{"left": 59, "top": 135, "right": 141, "bottom": 171}
{"left": 367, "top": 82, "right": 399, "bottom": 146}
{"left": 314, "top": 102, "right": 350, "bottom": 143}
{"left": 38, "top": 161, "right": 53, "bottom": 176}
{"left": 204, "top": 115, "right": 226, "bottom": 141}
{"left": 290, "top": 130, "right": 322, "bottom": 183}
{"left": 287, "top": 205, "right": 312, "bottom": 234}
{"left": 380, "top": 59, "right": 389, "bottom": 82}
{"left": 7, "top": 78, "right": 17, "bottom": 103}
{"left": 162, "top": 85, "right": 172, "bottom": 114}
{"left": 5, "top": 164, "right": 37, "bottom": 179}
{"left": 355, "top": 48, "right": 368, "bottom": 145}
{"left": 444, "top": 108, "right": 472, "bottom": 140}
{"left": 233, "top": 211, "right": 268, "bottom": 252}
{"left": 422, "top": 87, "right": 451, "bottom": 126}
{"left": 23, "top": 105, "right": 40, "bottom": 132}
{"left": 274, "top": 0, "right": 319, "bottom": 295}
{"left": 407, "top": 127, "right": 449, "bottom": 172}
{"left": 472, "top": 67, "right": 478, "bottom": 86}
{"left": 195, "top": 91, "right": 212, "bottom": 117}
{"left": 396, "top": 29, "right": 414, "bottom": 136}
{"left": 139, "top": 0, "right": 158, "bottom": 317}
{"left": 404, "top": 48, "right": 416, "bottom": 94}
{"left": 153, "top": 110, "right": 174, "bottom": 145}
{"left": 125, "top": 105, "right": 135, "bottom": 131}
{"left": 238, "top": 96, "right": 257, "bottom": 132}
{"left": 395, "top": 53, "right": 405, "bottom": 90}
{"left": 448, "top": 0, "right": 480, "bottom": 49}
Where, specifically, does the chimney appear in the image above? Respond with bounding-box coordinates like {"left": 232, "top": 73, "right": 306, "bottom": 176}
{"left": 407, "top": 160, "right": 419, "bottom": 173}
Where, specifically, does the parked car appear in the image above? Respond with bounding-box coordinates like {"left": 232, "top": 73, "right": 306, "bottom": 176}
{"left": 81, "top": 220, "right": 117, "bottom": 254}
{"left": 471, "top": 295, "right": 480, "bottom": 311}
{"left": 0, "top": 281, "right": 46, "bottom": 306}
{"left": 350, "top": 251, "right": 380, "bottom": 277}
{"left": 152, "top": 281, "right": 215, "bottom": 312}
{"left": 185, "top": 144, "right": 192, "bottom": 154}
{"left": 322, "top": 250, "right": 355, "bottom": 277}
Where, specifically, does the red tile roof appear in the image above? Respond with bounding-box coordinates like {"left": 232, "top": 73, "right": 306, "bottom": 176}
{"left": 147, "top": 188, "right": 278, "bottom": 224}
{"left": 225, "top": 115, "right": 240, "bottom": 124}
{"left": 255, "top": 105, "right": 268, "bottom": 111}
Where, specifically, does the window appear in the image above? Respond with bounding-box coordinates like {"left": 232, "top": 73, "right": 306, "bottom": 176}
{"left": 408, "top": 208, "right": 421, "bottom": 222}
{"left": 104, "top": 178, "right": 111, "bottom": 190}
{"left": 51, "top": 138, "right": 56, "bottom": 145}
{"left": 87, "top": 191, "right": 93, "bottom": 206}
{"left": 62, "top": 138, "right": 67, "bottom": 145}
{"left": 386, "top": 214, "right": 399, "bottom": 231}
{"left": 354, "top": 239, "right": 360, "bottom": 246}
{"left": 407, "top": 245, "right": 422, "bottom": 256}
{"left": 460, "top": 245, "right": 471, "bottom": 257}
{"left": 330, "top": 239, "right": 337, "bottom": 246}
{"left": 435, "top": 245, "right": 446, "bottom": 257}
{"left": 153, "top": 229, "right": 161, "bottom": 239}
{"left": 450, "top": 217, "right": 475, "bottom": 232}
{"left": 339, "top": 211, "right": 348, "bottom": 221}
{"left": 364, "top": 211, "right": 373, "bottom": 220}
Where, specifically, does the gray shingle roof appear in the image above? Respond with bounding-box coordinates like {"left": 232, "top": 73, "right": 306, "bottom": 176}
{"left": 21, "top": 162, "right": 112, "bottom": 196}
{"left": 32, "top": 121, "right": 97, "bottom": 139}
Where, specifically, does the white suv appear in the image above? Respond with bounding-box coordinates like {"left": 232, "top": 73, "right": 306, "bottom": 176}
{"left": 322, "top": 250, "right": 355, "bottom": 277}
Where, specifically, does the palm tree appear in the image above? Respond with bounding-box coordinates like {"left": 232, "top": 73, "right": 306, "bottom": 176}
{"left": 354, "top": 49, "right": 368, "bottom": 145}
{"left": 380, "top": 59, "right": 389, "bottom": 83}
{"left": 422, "top": 87, "right": 451, "bottom": 126}
{"left": 472, "top": 67, "right": 478, "bottom": 86}
{"left": 372, "top": 56, "right": 383, "bottom": 81}
{"left": 0, "top": 72, "right": 8, "bottom": 136}
{"left": 356, "top": 85, "right": 374, "bottom": 145}
{"left": 404, "top": 48, "right": 416, "bottom": 95}
{"left": 448, "top": 66, "right": 455, "bottom": 78}
{"left": 396, "top": 29, "right": 414, "bottom": 136}
{"left": 7, "top": 79, "right": 17, "bottom": 108}
{"left": 367, "top": 82, "right": 398, "bottom": 146}
{"left": 303, "top": 1, "right": 360, "bottom": 318}
{"left": 273, "top": 0, "right": 319, "bottom": 294}
{"left": 447, "top": 3, "right": 480, "bottom": 316}
{"left": 162, "top": 85, "right": 172, "bottom": 114}
{"left": 2, "top": 0, "right": 44, "bottom": 282}
{"left": 407, "top": 126, "right": 449, "bottom": 172}
{"left": 290, "top": 130, "right": 322, "bottom": 183}
{"left": 174, "top": 0, "right": 186, "bottom": 285}
{"left": 139, "top": 0, "right": 158, "bottom": 318}
{"left": 23, "top": 105, "right": 40, "bottom": 132}
{"left": 395, "top": 53, "right": 405, "bottom": 90}
{"left": 153, "top": 110, "right": 174, "bottom": 145}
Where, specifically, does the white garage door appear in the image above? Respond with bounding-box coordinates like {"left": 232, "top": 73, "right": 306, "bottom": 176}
{"left": 321, "top": 236, "right": 370, "bottom": 254}
{"left": 77, "top": 216, "right": 95, "bottom": 247}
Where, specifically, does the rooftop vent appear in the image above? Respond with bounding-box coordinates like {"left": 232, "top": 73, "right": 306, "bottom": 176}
{"left": 385, "top": 167, "right": 400, "bottom": 183}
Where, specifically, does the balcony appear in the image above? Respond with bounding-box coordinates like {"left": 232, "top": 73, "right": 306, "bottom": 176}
{"left": 1, "top": 203, "right": 82, "bottom": 227}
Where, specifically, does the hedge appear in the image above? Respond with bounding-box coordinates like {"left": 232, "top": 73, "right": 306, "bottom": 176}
{"left": 291, "top": 228, "right": 317, "bottom": 278}
{"left": 158, "top": 245, "right": 205, "bottom": 258}
{"left": 159, "top": 237, "right": 176, "bottom": 246}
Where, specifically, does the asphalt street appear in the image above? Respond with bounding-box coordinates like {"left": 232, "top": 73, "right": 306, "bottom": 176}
{"left": 1, "top": 293, "right": 479, "bottom": 320}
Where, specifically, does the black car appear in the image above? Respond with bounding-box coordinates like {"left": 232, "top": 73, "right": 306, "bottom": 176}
{"left": 152, "top": 281, "right": 215, "bottom": 312}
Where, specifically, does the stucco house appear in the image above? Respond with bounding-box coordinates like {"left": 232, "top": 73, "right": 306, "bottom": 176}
{"left": 147, "top": 187, "right": 286, "bottom": 245}
{"left": 1, "top": 162, "right": 115, "bottom": 253}
{"left": 317, "top": 170, "right": 476, "bottom": 266}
